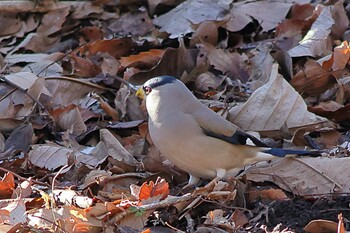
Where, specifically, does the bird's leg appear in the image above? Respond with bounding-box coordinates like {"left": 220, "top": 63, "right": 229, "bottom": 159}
{"left": 203, "top": 168, "right": 227, "bottom": 189}
{"left": 216, "top": 168, "right": 227, "bottom": 179}
{"left": 181, "top": 175, "right": 201, "bottom": 191}
{"left": 188, "top": 175, "right": 201, "bottom": 186}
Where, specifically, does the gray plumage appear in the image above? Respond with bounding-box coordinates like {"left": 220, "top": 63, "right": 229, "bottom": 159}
{"left": 141, "top": 76, "right": 314, "bottom": 185}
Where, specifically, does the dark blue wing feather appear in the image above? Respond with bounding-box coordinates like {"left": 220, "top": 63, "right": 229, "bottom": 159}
{"left": 262, "top": 148, "right": 320, "bottom": 157}
{"left": 202, "top": 128, "right": 268, "bottom": 147}
{"left": 202, "top": 128, "right": 320, "bottom": 157}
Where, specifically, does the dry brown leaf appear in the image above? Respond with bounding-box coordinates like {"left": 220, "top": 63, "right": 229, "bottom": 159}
{"left": 28, "top": 145, "right": 76, "bottom": 170}
{"left": 99, "top": 129, "right": 139, "bottom": 167}
{"left": 78, "top": 38, "right": 134, "bottom": 58}
{"left": 338, "top": 213, "right": 346, "bottom": 233}
{"left": 100, "top": 53, "right": 120, "bottom": 76}
{"left": 142, "top": 145, "right": 170, "bottom": 173}
{"left": 4, "top": 72, "right": 40, "bottom": 91}
{"left": 120, "top": 49, "right": 164, "bottom": 70}
{"left": 43, "top": 78, "right": 102, "bottom": 109}
{"left": 81, "top": 170, "right": 112, "bottom": 189}
{"left": 321, "top": 41, "right": 350, "bottom": 71}
{"left": 0, "top": 119, "right": 24, "bottom": 134}
{"left": 4, "top": 72, "right": 50, "bottom": 104}
{"left": 330, "top": 0, "right": 349, "bottom": 39}
{"left": 201, "top": 43, "right": 249, "bottom": 80}
{"left": 18, "top": 7, "right": 70, "bottom": 53}
{"left": 248, "top": 188, "right": 288, "bottom": 203}
{"left": 79, "top": 26, "right": 103, "bottom": 42}
{"left": 58, "top": 107, "right": 87, "bottom": 136}
{"left": 204, "top": 209, "right": 235, "bottom": 231}
{"left": 153, "top": 0, "right": 229, "bottom": 38}
{"left": 76, "top": 142, "right": 109, "bottom": 169}
{"left": 235, "top": 1, "right": 293, "bottom": 32}
{"left": 128, "top": 40, "right": 199, "bottom": 85}
{"left": 22, "top": 61, "right": 63, "bottom": 77}
{"left": 139, "top": 177, "right": 169, "bottom": 202}
{"left": 4, "top": 123, "right": 33, "bottom": 153}
{"left": 230, "top": 210, "right": 249, "bottom": 229}
{"left": 0, "top": 13, "right": 22, "bottom": 37}
{"left": 308, "top": 102, "right": 350, "bottom": 122}
{"left": 275, "top": 19, "right": 306, "bottom": 51}
{"left": 225, "top": 7, "right": 252, "bottom": 32}
{"left": 229, "top": 64, "right": 327, "bottom": 136}
{"left": 291, "top": 59, "right": 337, "bottom": 96}
{"left": 245, "top": 156, "right": 350, "bottom": 196}
{"left": 108, "top": 8, "right": 153, "bottom": 37}
{"left": 28, "top": 206, "right": 102, "bottom": 232}
{"left": 0, "top": 173, "right": 15, "bottom": 199}
{"left": 304, "top": 219, "right": 337, "bottom": 233}
{"left": 52, "top": 189, "right": 93, "bottom": 208}
{"left": 70, "top": 2, "right": 103, "bottom": 19}
{"left": 248, "top": 44, "right": 274, "bottom": 90}
{"left": 70, "top": 54, "right": 101, "bottom": 78}
{"left": 37, "top": 7, "right": 70, "bottom": 36}
{"left": 190, "top": 21, "right": 218, "bottom": 46}
{"left": 288, "top": 5, "right": 333, "bottom": 57}
{"left": 0, "top": 199, "right": 26, "bottom": 225}
{"left": 147, "top": 0, "right": 183, "bottom": 15}
{"left": 4, "top": 53, "right": 64, "bottom": 65}
{"left": 12, "top": 179, "right": 32, "bottom": 199}
{"left": 194, "top": 72, "right": 223, "bottom": 92}
{"left": 114, "top": 85, "right": 146, "bottom": 121}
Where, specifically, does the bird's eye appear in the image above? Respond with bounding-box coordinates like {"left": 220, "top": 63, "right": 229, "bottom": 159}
{"left": 143, "top": 86, "right": 152, "bottom": 95}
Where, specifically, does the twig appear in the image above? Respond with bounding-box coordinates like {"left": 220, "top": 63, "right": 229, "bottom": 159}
{"left": 0, "top": 166, "right": 50, "bottom": 187}
{"left": 50, "top": 164, "right": 68, "bottom": 231}
{"left": 37, "top": 43, "right": 87, "bottom": 77}
{"left": 111, "top": 75, "right": 139, "bottom": 92}
{"left": 165, "top": 222, "right": 185, "bottom": 233}
{"left": 45, "top": 76, "right": 115, "bottom": 92}
{"left": 114, "top": 194, "right": 194, "bottom": 223}
{"left": 0, "top": 76, "right": 46, "bottom": 110}
{"left": 27, "top": 215, "right": 70, "bottom": 233}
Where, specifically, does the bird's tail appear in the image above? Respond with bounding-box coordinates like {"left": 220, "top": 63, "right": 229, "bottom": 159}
{"left": 262, "top": 148, "right": 320, "bottom": 158}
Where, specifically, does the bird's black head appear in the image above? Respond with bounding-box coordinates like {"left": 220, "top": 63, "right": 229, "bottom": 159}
{"left": 142, "top": 76, "right": 177, "bottom": 95}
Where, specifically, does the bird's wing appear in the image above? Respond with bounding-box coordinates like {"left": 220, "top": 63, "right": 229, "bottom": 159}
{"left": 192, "top": 105, "right": 268, "bottom": 147}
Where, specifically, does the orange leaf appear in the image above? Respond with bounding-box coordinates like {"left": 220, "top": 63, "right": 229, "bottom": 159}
{"left": 70, "top": 54, "right": 101, "bottom": 78}
{"left": 0, "top": 172, "right": 15, "bottom": 199}
{"left": 78, "top": 38, "right": 134, "bottom": 58}
{"left": 139, "top": 177, "right": 169, "bottom": 201}
{"left": 120, "top": 49, "right": 164, "bottom": 69}
{"left": 141, "top": 228, "right": 151, "bottom": 233}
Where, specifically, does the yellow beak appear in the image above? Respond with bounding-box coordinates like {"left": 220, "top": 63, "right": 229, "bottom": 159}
{"left": 136, "top": 87, "right": 145, "bottom": 100}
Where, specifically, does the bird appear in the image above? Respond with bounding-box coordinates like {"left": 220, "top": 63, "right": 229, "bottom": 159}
{"left": 137, "top": 75, "right": 317, "bottom": 186}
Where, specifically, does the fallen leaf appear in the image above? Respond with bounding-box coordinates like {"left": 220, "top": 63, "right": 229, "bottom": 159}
{"left": 291, "top": 59, "right": 337, "bottom": 96}
{"left": 128, "top": 40, "right": 199, "bottom": 85}
{"left": 0, "top": 199, "right": 26, "bottom": 225}
{"left": 153, "top": 0, "right": 229, "bottom": 38}
{"left": 108, "top": 7, "right": 153, "bottom": 37}
{"left": 229, "top": 64, "right": 327, "bottom": 137}
{"left": 4, "top": 123, "right": 33, "bottom": 153}
{"left": 0, "top": 173, "right": 15, "bottom": 199}
{"left": 304, "top": 219, "right": 337, "bottom": 233}
{"left": 288, "top": 5, "right": 333, "bottom": 57}
{"left": 321, "top": 41, "right": 350, "bottom": 71}
{"left": 235, "top": 0, "right": 293, "bottom": 32}
{"left": 28, "top": 144, "right": 76, "bottom": 170}
{"left": 245, "top": 156, "right": 350, "bottom": 196}
{"left": 139, "top": 177, "right": 169, "bottom": 202}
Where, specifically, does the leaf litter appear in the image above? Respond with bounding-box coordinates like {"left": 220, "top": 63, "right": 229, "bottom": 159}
{"left": 0, "top": 0, "right": 349, "bottom": 232}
